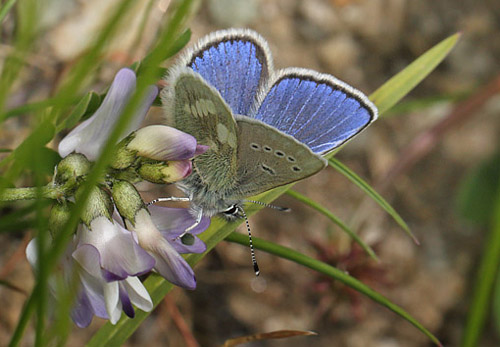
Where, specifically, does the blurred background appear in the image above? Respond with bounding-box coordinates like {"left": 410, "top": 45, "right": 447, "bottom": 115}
{"left": 0, "top": 0, "right": 499, "bottom": 346}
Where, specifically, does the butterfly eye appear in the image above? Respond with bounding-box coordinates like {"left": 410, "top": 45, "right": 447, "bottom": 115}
{"left": 223, "top": 204, "right": 239, "bottom": 215}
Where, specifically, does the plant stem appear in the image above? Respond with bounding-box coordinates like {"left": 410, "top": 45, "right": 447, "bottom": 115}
{"left": 0, "top": 185, "right": 63, "bottom": 202}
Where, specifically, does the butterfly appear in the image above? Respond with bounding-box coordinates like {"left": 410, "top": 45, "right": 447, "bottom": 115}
{"left": 161, "top": 28, "right": 378, "bottom": 225}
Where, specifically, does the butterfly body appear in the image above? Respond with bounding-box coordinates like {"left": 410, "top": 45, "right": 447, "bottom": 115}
{"left": 162, "top": 29, "right": 377, "bottom": 220}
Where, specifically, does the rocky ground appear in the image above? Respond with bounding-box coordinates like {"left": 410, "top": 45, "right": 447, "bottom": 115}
{"left": 1, "top": 0, "right": 500, "bottom": 346}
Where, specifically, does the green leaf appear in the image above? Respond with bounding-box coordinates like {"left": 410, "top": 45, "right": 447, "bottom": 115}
{"left": 59, "top": 92, "right": 102, "bottom": 132}
{"left": 328, "top": 158, "right": 417, "bottom": 243}
{"left": 461, "top": 177, "right": 500, "bottom": 347}
{"left": 370, "top": 33, "right": 461, "bottom": 115}
{"left": 225, "top": 232, "right": 442, "bottom": 346}
{"left": 286, "top": 189, "right": 378, "bottom": 260}
{"left": 456, "top": 152, "right": 500, "bottom": 226}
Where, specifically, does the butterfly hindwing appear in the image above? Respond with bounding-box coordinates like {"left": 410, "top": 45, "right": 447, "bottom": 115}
{"left": 233, "top": 115, "right": 327, "bottom": 198}
{"left": 253, "top": 68, "right": 378, "bottom": 155}
{"left": 178, "top": 29, "right": 272, "bottom": 115}
{"left": 164, "top": 68, "right": 239, "bottom": 191}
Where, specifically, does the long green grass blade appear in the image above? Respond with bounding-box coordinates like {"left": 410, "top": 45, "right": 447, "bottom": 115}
{"left": 286, "top": 189, "right": 378, "bottom": 260}
{"left": 225, "top": 232, "right": 442, "bottom": 346}
{"left": 0, "top": 0, "right": 17, "bottom": 24}
{"left": 328, "top": 158, "right": 417, "bottom": 243}
{"left": 370, "top": 33, "right": 461, "bottom": 115}
{"left": 0, "top": 0, "right": 37, "bottom": 116}
{"left": 461, "top": 179, "right": 500, "bottom": 347}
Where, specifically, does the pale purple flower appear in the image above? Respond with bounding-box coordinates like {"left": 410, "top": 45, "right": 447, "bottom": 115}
{"left": 128, "top": 125, "right": 209, "bottom": 162}
{"left": 26, "top": 215, "right": 155, "bottom": 327}
{"left": 74, "top": 216, "right": 155, "bottom": 283}
{"left": 148, "top": 205, "right": 208, "bottom": 254}
{"left": 129, "top": 125, "right": 208, "bottom": 184}
{"left": 58, "top": 68, "right": 158, "bottom": 160}
{"left": 127, "top": 208, "right": 209, "bottom": 290}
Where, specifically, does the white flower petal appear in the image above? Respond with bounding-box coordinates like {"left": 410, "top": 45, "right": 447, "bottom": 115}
{"left": 123, "top": 277, "right": 153, "bottom": 312}
{"left": 103, "top": 281, "right": 121, "bottom": 324}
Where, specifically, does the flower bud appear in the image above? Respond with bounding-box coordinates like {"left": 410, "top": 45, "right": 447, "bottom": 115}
{"left": 55, "top": 153, "right": 91, "bottom": 186}
{"left": 111, "top": 180, "right": 145, "bottom": 225}
{"left": 76, "top": 185, "right": 113, "bottom": 228}
{"left": 137, "top": 160, "right": 192, "bottom": 184}
{"left": 126, "top": 125, "right": 200, "bottom": 161}
{"left": 110, "top": 135, "right": 137, "bottom": 170}
{"left": 48, "top": 201, "right": 74, "bottom": 237}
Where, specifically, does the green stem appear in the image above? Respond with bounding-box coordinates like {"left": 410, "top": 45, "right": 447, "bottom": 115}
{"left": 0, "top": 185, "right": 63, "bottom": 202}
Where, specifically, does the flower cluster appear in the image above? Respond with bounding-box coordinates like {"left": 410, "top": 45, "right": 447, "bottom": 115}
{"left": 26, "top": 69, "right": 209, "bottom": 327}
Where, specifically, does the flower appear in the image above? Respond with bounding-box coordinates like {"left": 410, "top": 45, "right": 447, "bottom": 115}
{"left": 26, "top": 218, "right": 155, "bottom": 327}
{"left": 111, "top": 180, "right": 210, "bottom": 290}
{"left": 127, "top": 125, "right": 208, "bottom": 162}
{"left": 31, "top": 66, "right": 212, "bottom": 328}
{"left": 26, "top": 191, "right": 156, "bottom": 327}
{"left": 125, "top": 125, "right": 208, "bottom": 184}
{"left": 58, "top": 68, "right": 158, "bottom": 160}
{"left": 127, "top": 207, "right": 209, "bottom": 290}
{"left": 148, "top": 205, "right": 208, "bottom": 254}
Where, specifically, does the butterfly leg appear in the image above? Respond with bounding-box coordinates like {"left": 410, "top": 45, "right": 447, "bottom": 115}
{"left": 147, "top": 197, "right": 190, "bottom": 206}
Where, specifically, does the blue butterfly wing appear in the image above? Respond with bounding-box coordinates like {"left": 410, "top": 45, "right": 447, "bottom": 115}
{"left": 180, "top": 29, "right": 272, "bottom": 115}
{"left": 253, "top": 68, "right": 377, "bottom": 155}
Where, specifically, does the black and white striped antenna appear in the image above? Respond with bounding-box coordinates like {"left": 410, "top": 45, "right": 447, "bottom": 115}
{"left": 238, "top": 206, "right": 260, "bottom": 276}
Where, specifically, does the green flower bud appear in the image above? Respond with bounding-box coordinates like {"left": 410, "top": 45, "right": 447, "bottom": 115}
{"left": 137, "top": 160, "right": 192, "bottom": 184}
{"left": 76, "top": 185, "right": 113, "bottom": 228}
{"left": 110, "top": 134, "right": 137, "bottom": 170}
{"left": 48, "top": 201, "right": 74, "bottom": 238}
{"left": 111, "top": 180, "right": 146, "bottom": 225}
{"left": 55, "top": 153, "right": 91, "bottom": 186}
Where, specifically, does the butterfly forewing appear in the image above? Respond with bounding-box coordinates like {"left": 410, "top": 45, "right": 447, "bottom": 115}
{"left": 166, "top": 68, "right": 239, "bottom": 192}
{"left": 233, "top": 116, "right": 327, "bottom": 198}
{"left": 253, "top": 68, "right": 377, "bottom": 155}
{"left": 178, "top": 29, "right": 272, "bottom": 116}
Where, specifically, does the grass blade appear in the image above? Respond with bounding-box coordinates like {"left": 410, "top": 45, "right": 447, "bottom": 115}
{"left": 225, "top": 232, "right": 442, "bottom": 346}
{"left": 370, "top": 33, "right": 461, "bottom": 115}
{"left": 328, "top": 158, "right": 418, "bottom": 244}
{"left": 0, "top": 0, "right": 17, "bottom": 24}
{"left": 461, "top": 179, "right": 500, "bottom": 347}
{"left": 286, "top": 189, "right": 378, "bottom": 261}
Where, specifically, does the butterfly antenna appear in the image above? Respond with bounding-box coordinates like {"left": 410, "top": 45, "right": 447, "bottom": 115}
{"left": 238, "top": 207, "right": 260, "bottom": 276}
{"left": 244, "top": 200, "right": 291, "bottom": 212}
